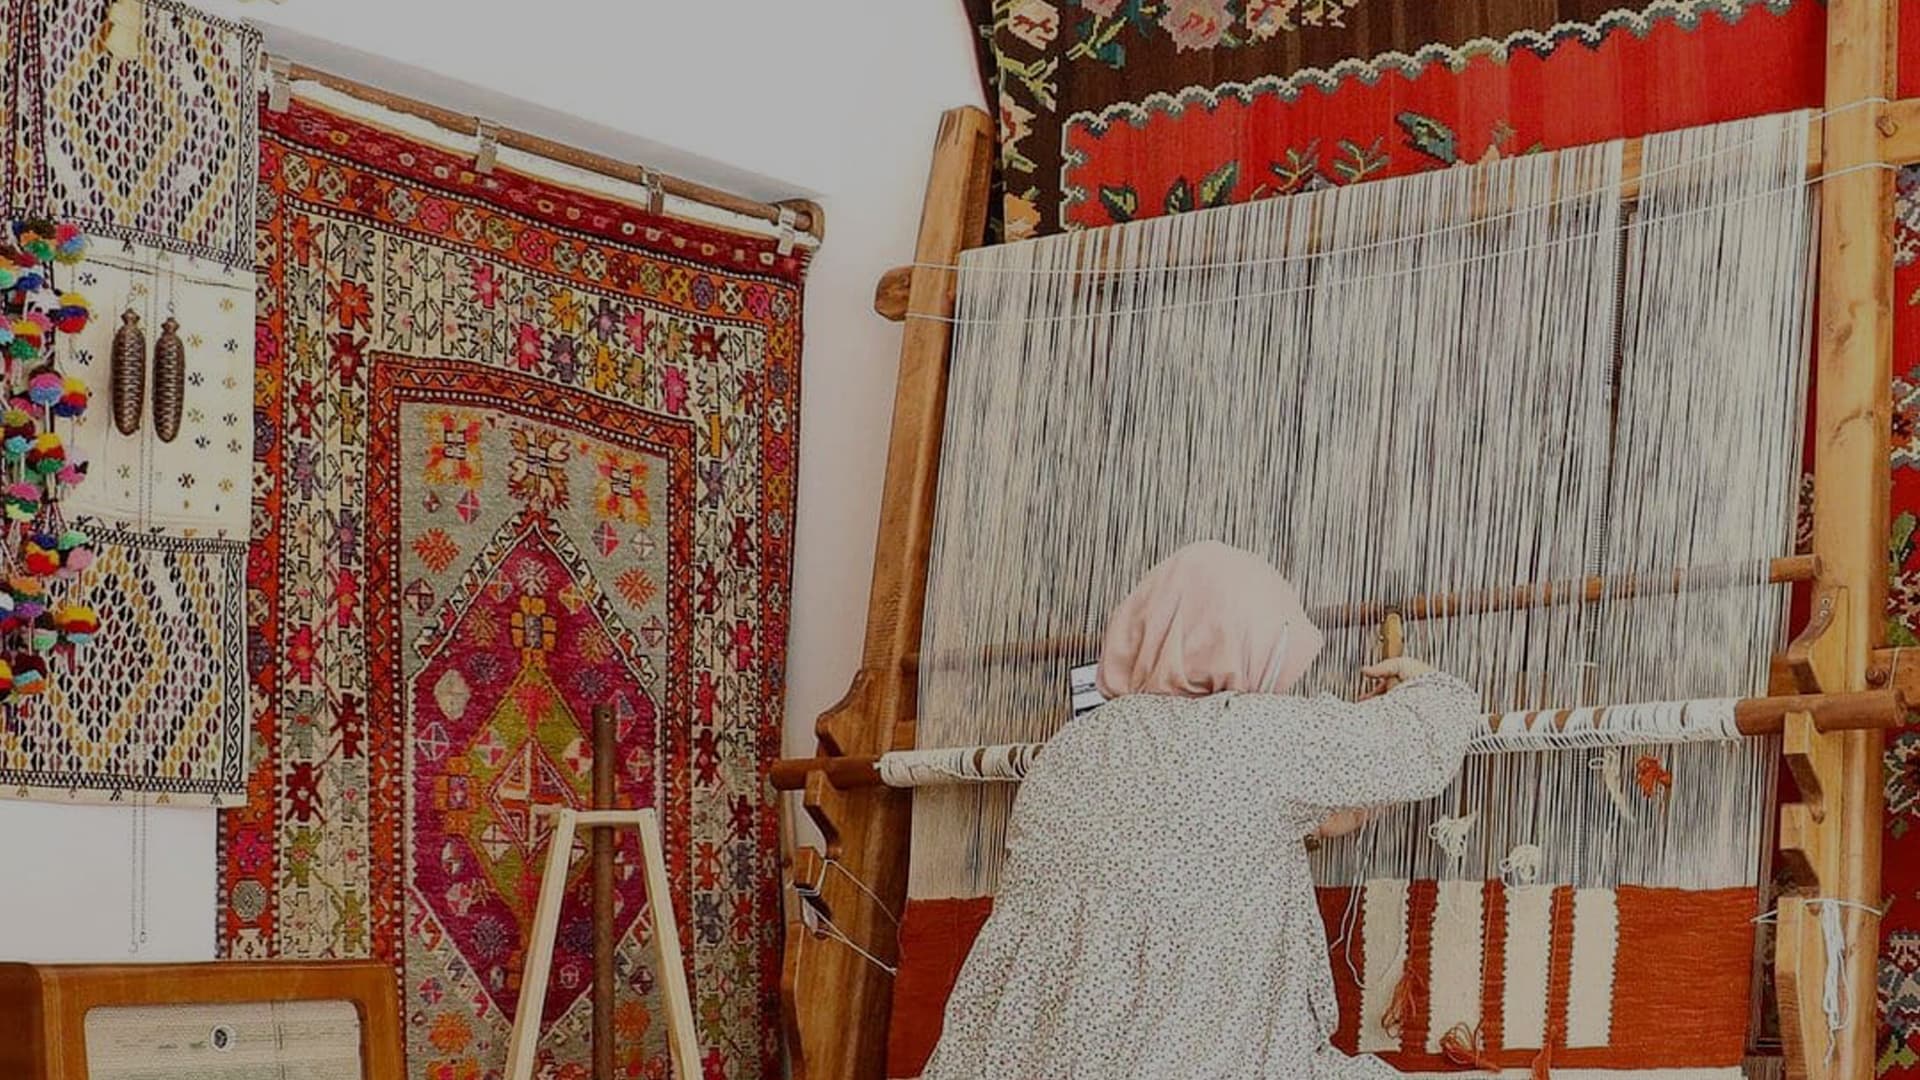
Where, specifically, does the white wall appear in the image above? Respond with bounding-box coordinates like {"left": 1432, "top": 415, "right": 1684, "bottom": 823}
{"left": 0, "top": 0, "right": 985, "bottom": 962}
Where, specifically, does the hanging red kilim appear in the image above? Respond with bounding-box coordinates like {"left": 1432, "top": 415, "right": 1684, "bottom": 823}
{"left": 218, "top": 97, "right": 805, "bottom": 1080}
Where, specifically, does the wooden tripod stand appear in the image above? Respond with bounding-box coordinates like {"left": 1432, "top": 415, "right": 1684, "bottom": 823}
{"left": 501, "top": 709, "right": 701, "bottom": 1080}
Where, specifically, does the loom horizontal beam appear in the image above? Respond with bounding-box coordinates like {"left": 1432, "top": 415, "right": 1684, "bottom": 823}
{"left": 767, "top": 688, "right": 1905, "bottom": 791}
{"left": 278, "top": 62, "right": 823, "bottom": 242}
{"left": 898, "top": 554, "right": 1820, "bottom": 674}
{"left": 873, "top": 98, "right": 1920, "bottom": 323}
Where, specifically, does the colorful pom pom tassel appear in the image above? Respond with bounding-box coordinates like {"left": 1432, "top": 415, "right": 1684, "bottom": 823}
{"left": 55, "top": 448, "right": 87, "bottom": 489}
{"left": 3, "top": 482, "right": 40, "bottom": 522}
{"left": 12, "top": 653, "right": 49, "bottom": 696}
{"left": 25, "top": 367, "right": 64, "bottom": 408}
{"left": 21, "top": 533, "right": 58, "bottom": 577}
{"left": 52, "top": 224, "right": 86, "bottom": 265}
{"left": 25, "top": 431, "right": 65, "bottom": 476}
{"left": 2, "top": 406, "right": 36, "bottom": 460}
{"left": 52, "top": 293, "right": 88, "bottom": 334}
{"left": 51, "top": 374, "right": 87, "bottom": 419}
{"left": 53, "top": 604, "right": 96, "bottom": 647}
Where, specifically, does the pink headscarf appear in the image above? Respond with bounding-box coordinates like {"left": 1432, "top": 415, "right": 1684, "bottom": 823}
{"left": 1095, "top": 540, "right": 1325, "bottom": 698}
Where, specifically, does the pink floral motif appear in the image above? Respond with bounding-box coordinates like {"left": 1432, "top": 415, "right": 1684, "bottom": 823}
{"left": 514, "top": 324, "right": 544, "bottom": 371}
{"left": 623, "top": 310, "right": 650, "bottom": 353}
{"left": 1008, "top": 0, "right": 1060, "bottom": 50}
{"left": 1246, "top": 0, "right": 1296, "bottom": 39}
{"left": 1081, "top": 0, "right": 1124, "bottom": 17}
{"left": 663, "top": 366, "right": 689, "bottom": 415}
{"left": 1161, "top": 0, "right": 1231, "bottom": 51}
{"left": 417, "top": 197, "right": 452, "bottom": 233}
{"left": 472, "top": 263, "right": 500, "bottom": 308}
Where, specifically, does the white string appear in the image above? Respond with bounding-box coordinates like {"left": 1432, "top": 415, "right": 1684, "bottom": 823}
{"left": 813, "top": 856, "right": 902, "bottom": 929}
{"left": 876, "top": 744, "right": 1041, "bottom": 787}
{"left": 796, "top": 899, "right": 899, "bottom": 978}
{"left": 1751, "top": 898, "right": 1884, "bottom": 1066}
{"left": 873, "top": 698, "right": 1754, "bottom": 790}
{"left": 1427, "top": 813, "right": 1475, "bottom": 866}
{"left": 909, "top": 110, "right": 1807, "bottom": 905}
{"left": 903, "top": 162, "right": 1881, "bottom": 327}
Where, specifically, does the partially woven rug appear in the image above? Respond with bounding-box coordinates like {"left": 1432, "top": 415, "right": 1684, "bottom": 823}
{"left": 219, "top": 95, "right": 806, "bottom": 1080}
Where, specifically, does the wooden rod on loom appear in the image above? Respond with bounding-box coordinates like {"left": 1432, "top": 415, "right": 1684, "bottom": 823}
{"left": 767, "top": 688, "right": 1907, "bottom": 792}
{"left": 869, "top": 124, "right": 1842, "bottom": 322}
{"left": 278, "top": 62, "right": 822, "bottom": 241}
{"left": 898, "top": 554, "right": 1820, "bottom": 673}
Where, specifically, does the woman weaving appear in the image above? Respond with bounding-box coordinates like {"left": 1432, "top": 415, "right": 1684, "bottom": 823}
{"left": 921, "top": 541, "right": 1480, "bottom": 1080}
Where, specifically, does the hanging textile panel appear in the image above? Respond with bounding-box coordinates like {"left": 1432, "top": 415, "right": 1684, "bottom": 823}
{"left": 218, "top": 98, "right": 806, "bottom": 1080}
{"left": 11, "top": 0, "right": 259, "bottom": 267}
{"left": 1880, "top": 165, "right": 1920, "bottom": 1077}
{"left": 60, "top": 244, "right": 255, "bottom": 538}
{"left": 0, "top": 527, "right": 247, "bottom": 804}
{"left": 965, "top": 0, "right": 1823, "bottom": 238}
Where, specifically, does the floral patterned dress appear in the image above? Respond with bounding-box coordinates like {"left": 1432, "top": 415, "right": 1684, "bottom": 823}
{"left": 920, "top": 673, "right": 1480, "bottom": 1080}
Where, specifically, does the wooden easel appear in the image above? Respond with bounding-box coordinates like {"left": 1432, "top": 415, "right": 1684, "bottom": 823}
{"left": 503, "top": 804, "right": 701, "bottom": 1080}
{"left": 780, "top": 4, "right": 1920, "bottom": 1078}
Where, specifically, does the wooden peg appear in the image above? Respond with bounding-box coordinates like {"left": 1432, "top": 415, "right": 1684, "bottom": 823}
{"left": 266, "top": 55, "right": 291, "bottom": 114}
{"left": 874, "top": 266, "right": 913, "bottom": 322}
{"left": 474, "top": 120, "right": 499, "bottom": 175}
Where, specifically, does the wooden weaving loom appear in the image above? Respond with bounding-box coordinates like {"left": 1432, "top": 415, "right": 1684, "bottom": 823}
{"left": 775, "top": 6, "right": 1920, "bottom": 1079}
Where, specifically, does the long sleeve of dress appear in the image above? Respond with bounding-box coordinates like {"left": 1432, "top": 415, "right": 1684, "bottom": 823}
{"left": 1216, "top": 672, "right": 1481, "bottom": 816}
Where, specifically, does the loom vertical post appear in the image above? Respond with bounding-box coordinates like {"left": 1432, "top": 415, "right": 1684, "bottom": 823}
{"left": 1777, "top": 2, "right": 1896, "bottom": 1077}
{"left": 593, "top": 704, "right": 616, "bottom": 1080}
{"left": 782, "top": 106, "right": 996, "bottom": 1080}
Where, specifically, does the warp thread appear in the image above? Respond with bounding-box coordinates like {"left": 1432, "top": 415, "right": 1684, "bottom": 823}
{"left": 1500, "top": 845, "right": 1544, "bottom": 887}
{"left": 1589, "top": 749, "right": 1634, "bottom": 820}
{"left": 1428, "top": 813, "right": 1476, "bottom": 865}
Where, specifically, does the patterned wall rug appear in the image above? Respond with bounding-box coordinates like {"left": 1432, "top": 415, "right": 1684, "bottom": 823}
{"left": 219, "top": 97, "right": 805, "bottom": 1080}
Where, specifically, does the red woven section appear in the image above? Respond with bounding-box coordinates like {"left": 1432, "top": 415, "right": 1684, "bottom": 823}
{"left": 1321, "top": 883, "right": 1756, "bottom": 1072}
{"left": 1317, "top": 886, "right": 1367, "bottom": 1052}
{"left": 1399, "top": 880, "right": 1441, "bottom": 1053}
{"left": 885, "top": 897, "right": 997, "bottom": 1078}
{"left": 887, "top": 884, "right": 1754, "bottom": 1074}
{"left": 1482, "top": 879, "right": 1509, "bottom": 1055}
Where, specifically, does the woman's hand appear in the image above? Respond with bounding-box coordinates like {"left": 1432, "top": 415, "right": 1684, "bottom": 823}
{"left": 1311, "top": 808, "right": 1372, "bottom": 840}
{"left": 1357, "top": 657, "right": 1435, "bottom": 698}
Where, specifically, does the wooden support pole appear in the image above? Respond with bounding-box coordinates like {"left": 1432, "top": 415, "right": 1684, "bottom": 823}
{"left": 782, "top": 107, "right": 996, "bottom": 1080}
{"left": 592, "top": 706, "right": 616, "bottom": 1080}
{"left": 1777, "top": 1, "right": 1897, "bottom": 1075}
